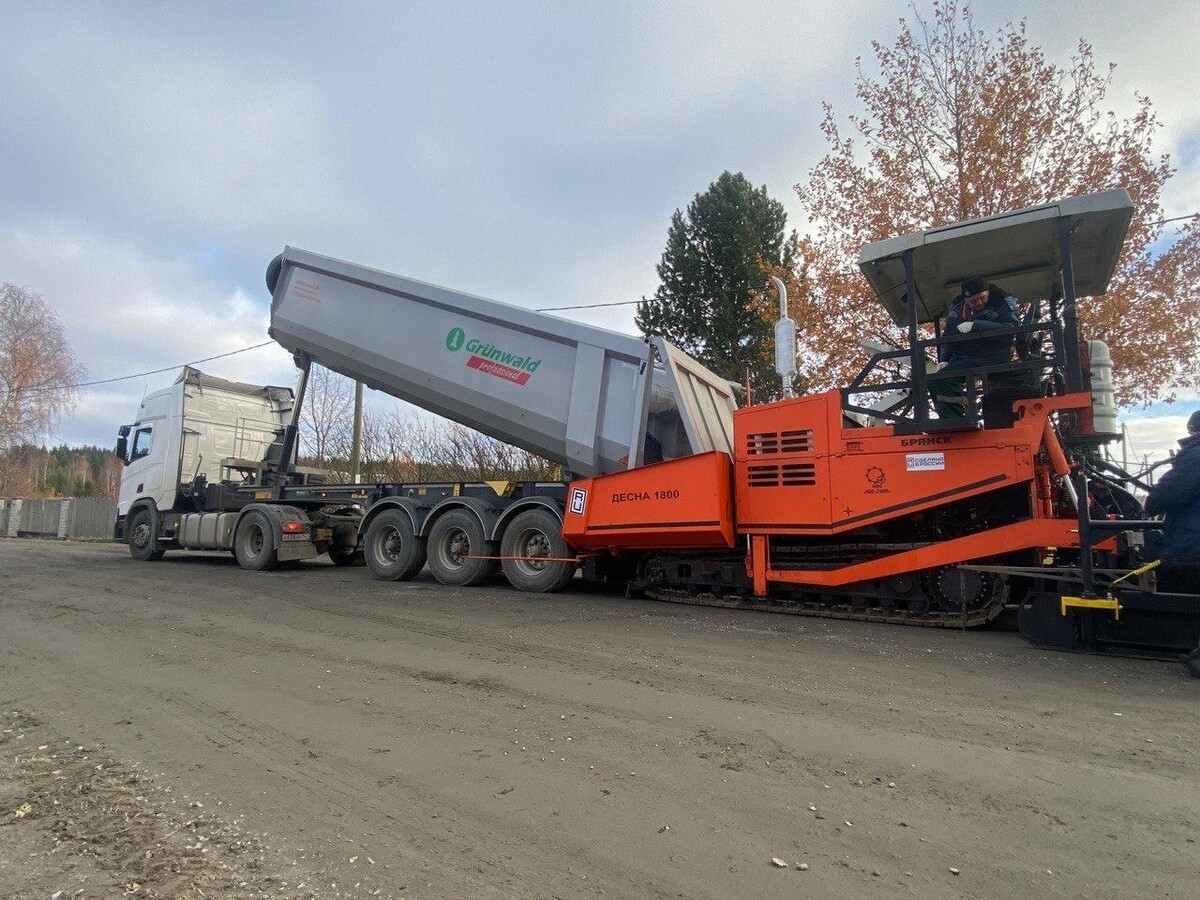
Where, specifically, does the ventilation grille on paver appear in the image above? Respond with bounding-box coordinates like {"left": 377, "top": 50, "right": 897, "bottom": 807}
{"left": 746, "top": 462, "right": 817, "bottom": 487}
{"left": 745, "top": 429, "right": 814, "bottom": 455}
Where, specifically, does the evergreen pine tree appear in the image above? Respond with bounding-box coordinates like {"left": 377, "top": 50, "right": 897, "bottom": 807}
{"left": 636, "top": 172, "right": 798, "bottom": 395}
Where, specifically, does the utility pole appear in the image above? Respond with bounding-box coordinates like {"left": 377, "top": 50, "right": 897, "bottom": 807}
{"left": 350, "top": 381, "right": 363, "bottom": 483}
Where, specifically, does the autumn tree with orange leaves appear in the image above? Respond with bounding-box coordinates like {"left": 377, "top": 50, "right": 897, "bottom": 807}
{"left": 790, "top": 1, "right": 1199, "bottom": 406}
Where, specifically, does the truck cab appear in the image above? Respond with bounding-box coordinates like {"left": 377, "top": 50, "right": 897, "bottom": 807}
{"left": 114, "top": 367, "right": 296, "bottom": 550}
{"left": 115, "top": 388, "right": 176, "bottom": 522}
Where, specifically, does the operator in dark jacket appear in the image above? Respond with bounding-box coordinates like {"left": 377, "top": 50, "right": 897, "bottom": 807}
{"left": 931, "top": 276, "right": 1020, "bottom": 417}
{"left": 1145, "top": 410, "right": 1200, "bottom": 576}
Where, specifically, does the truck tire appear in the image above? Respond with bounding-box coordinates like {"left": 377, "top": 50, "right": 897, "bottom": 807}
{"left": 1187, "top": 647, "right": 1200, "bottom": 679}
{"left": 128, "top": 507, "right": 166, "bottom": 561}
{"left": 234, "top": 510, "right": 279, "bottom": 571}
{"left": 426, "top": 510, "right": 497, "bottom": 587}
{"left": 328, "top": 545, "right": 364, "bottom": 566}
{"left": 500, "top": 508, "right": 575, "bottom": 593}
{"left": 363, "top": 510, "right": 426, "bottom": 581}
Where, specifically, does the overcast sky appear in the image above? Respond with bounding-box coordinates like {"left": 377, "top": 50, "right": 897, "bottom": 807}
{"left": 2, "top": 0, "right": 1196, "bottom": 465}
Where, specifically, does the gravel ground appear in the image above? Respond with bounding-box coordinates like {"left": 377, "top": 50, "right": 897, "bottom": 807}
{"left": 0, "top": 539, "right": 1196, "bottom": 899}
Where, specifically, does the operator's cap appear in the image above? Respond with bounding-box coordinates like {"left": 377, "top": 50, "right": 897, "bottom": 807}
{"left": 1188, "top": 409, "right": 1200, "bottom": 434}
{"left": 960, "top": 276, "right": 988, "bottom": 296}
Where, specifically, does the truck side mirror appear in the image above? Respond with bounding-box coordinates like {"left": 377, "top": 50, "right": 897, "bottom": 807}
{"left": 115, "top": 425, "right": 131, "bottom": 464}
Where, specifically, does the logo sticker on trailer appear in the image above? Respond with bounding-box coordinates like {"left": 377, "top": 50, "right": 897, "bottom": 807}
{"left": 906, "top": 452, "right": 946, "bottom": 471}
{"left": 570, "top": 487, "right": 587, "bottom": 515}
{"left": 444, "top": 326, "right": 543, "bottom": 386}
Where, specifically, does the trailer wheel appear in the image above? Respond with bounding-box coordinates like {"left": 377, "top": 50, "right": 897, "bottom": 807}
{"left": 426, "top": 510, "right": 497, "bottom": 587}
{"left": 363, "top": 510, "right": 426, "bottom": 581}
{"left": 234, "top": 510, "right": 279, "bottom": 571}
{"left": 500, "top": 508, "right": 575, "bottom": 593}
{"left": 128, "top": 508, "right": 166, "bottom": 561}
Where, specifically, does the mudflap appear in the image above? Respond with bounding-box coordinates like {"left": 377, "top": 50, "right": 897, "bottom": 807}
{"left": 1019, "top": 588, "right": 1200, "bottom": 662}
{"left": 277, "top": 540, "right": 320, "bottom": 562}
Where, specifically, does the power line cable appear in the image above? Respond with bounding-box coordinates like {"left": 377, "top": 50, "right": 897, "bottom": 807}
{"left": 536, "top": 275, "right": 910, "bottom": 313}
{"left": 22, "top": 215, "right": 1188, "bottom": 394}
{"left": 5, "top": 340, "right": 277, "bottom": 395}
{"left": 1147, "top": 213, "right": 1198, "bottom": 227}
{"left": 536, "top": 212, "right": 1199, "bottom": 314}
{"left": 536, "top": 299, "right": 641, "bottom": 311}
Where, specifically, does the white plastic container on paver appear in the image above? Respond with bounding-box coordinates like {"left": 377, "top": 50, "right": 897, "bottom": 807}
{"left": 1087, "top": 340, "right": 1118, "bottom": 436}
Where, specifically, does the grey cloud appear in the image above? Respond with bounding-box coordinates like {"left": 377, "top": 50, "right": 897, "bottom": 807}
{"left": 1, "top": 0, "right": 1195, "bottom": 449}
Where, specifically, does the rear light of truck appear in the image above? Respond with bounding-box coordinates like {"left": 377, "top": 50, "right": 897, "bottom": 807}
{"left": 280, "top": 520, "right": 307, "bottom": 533}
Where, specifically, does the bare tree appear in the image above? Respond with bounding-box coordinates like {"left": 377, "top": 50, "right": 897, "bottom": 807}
{"left": 97, "top": 452, "right": 123, "bottom": 498}
{"left": 0, "top": 444, "right": 121, "bottom": 498}
{"left": 298, "top": 364, "right": 353, "bottom": 473}
{"left": 356, "top": 410, "right": 557, "bottom": 483}
{"left": 373, "top": 412, "right": 442, "bottom": 482}
{"left": 0, "top": 283, "right": 83, "bottom": 457}
{"left": 293, "top": 383, "right": 559, "bottom": 485}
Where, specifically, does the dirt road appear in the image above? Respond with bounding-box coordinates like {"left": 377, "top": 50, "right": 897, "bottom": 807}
{"left": 0, "top": 539, "right": 1196, "bottom": 899}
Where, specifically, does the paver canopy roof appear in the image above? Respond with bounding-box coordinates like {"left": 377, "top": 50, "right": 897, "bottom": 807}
{"left": 858, "top": 189, "right": 1133, "bottom": 326}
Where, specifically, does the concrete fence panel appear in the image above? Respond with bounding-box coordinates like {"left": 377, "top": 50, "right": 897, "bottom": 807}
{"left": 0, "top": 498, "right": 116, "bottom": 541}
{"left": 67, "top": 498, "right": 118, "bottom": 540}
{"left": 19, "top": 499, "right": 62, "bottom": 537}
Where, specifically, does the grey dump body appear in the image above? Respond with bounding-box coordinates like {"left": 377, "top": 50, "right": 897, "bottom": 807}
{"left": 267, "top": 247, "right": 736, "bottom": 477}
{"left": 859, "top": 189, "right": 1134, "bottom": 326}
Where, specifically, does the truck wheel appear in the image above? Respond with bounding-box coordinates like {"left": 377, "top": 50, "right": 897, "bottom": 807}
{"left": 426, "top": 510, "right": 497, "bottom": 587}
{"left": 328, "top": 545, "right": 364, "bottom": 566}
{"left": 500, "top": 508, "right": 575, "bottom": 592}
{"left": 234, "top": 511, "right": 279, "bottom": 571}
{"left": 363, "top": 510, "right": 426, "bottom": 581}
{"left": 128, "top": 508, "right": 166, "bottom": 561}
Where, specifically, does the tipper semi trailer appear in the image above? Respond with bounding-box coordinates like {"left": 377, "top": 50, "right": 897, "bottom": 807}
{"left": 116, "top": 248, "right": 739, "bottom": 585}
{"left": 115, "top": 189, "right": 1200, "bottom": 673}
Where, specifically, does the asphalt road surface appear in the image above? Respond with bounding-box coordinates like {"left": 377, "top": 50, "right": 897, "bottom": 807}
{"left": 0, "top": 539, "right": 1196, "bottom": 899}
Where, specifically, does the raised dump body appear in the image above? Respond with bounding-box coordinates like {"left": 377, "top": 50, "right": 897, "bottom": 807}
{"left": 267, "top": 247, "right": 736, "bottom": 477}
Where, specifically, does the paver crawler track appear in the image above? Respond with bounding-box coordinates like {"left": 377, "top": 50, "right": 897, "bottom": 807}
{"left": 642, "top": 556, "right": 1010, "bottom": 628}
{"left": 645, "top": 587, "right": 1007, "bottom": 628}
